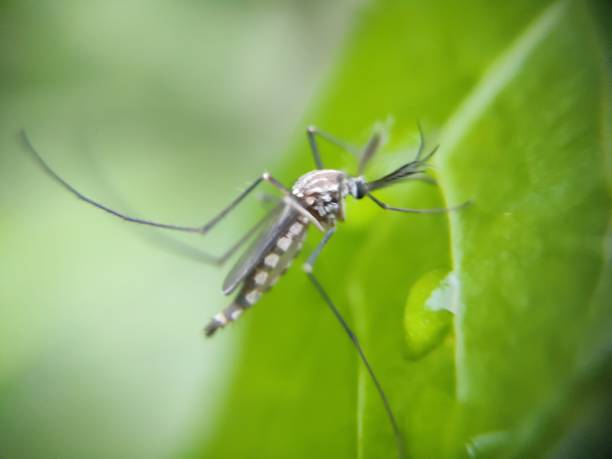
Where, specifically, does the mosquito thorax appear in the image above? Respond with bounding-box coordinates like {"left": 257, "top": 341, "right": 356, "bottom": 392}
{"left": 292, "top": 169, "right": 354, "bottom": 225}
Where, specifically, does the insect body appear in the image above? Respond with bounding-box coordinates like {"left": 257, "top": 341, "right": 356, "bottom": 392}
{"left": 20, "top": 125, "right": 466, "bottom": 459}
{"left": 206, "top": 169, "right": 354, "bottom": 336}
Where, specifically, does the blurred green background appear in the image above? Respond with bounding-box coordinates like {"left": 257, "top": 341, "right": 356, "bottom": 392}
{"left": 1, "top": 1, "right": 610, "bottom": 459}
{"left": 0, "top": 1, "right": 356, "bottom": 457}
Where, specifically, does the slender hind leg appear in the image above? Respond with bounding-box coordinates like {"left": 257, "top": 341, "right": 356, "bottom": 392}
{"left": 20, "top": 129, "right": 266, "bottom": 234}
{"left": 20, "top": 131, "right": 323, "bottom": 233}
{"left": 303, "top": 228, "right": 406, "bottom": 459}
{"left": 148, "top": 206, "right": 279, "bottom": 266}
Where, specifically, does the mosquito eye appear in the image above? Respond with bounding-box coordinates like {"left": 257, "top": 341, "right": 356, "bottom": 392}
{"left": 355, "top": 180, "right": 367, "bottom": 199}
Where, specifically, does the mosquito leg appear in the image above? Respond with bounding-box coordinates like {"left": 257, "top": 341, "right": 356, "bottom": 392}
{"left": 306, "top": 126, "right": 324, "bottom": 169}
{"left": 368, "top": 193, "right": 471, "bottom": 214}
{"left": 202, "top": 206, "right": 278, "bottom": 265}
{"left": 302, "top": 227, "right": 336, "bottom": 273}
{"left": 303, "top": 228, "right": 406, "bottom": 459}
{"left": 19, "top": 129, "right": 270, "bottom": 234}
{"left": 144, "top": 205, "right": 278, "bottom": 266}
{"left": 76, "top": 145, "right": 278, "bottom": 267}
{"left": 306, "top": 126, "right": 361, "bottom": 169}
{"left": 357, "top": 132, "right": 383, "bottom": 175}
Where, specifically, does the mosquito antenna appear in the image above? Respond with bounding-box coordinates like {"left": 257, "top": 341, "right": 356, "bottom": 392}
{"left": 19, "top": 129, "right": 262, "bottom": 234}
{"left": 420, "top": 144, "right": 439, "bottom": 163}
{"left": 364, "top": 139, "right": 440, "bottom": 193}
{"left": 413, "top": 121, "right": 439, "bottom": 164}
{"left": 414, "top": 121, "right": 426, "bottom": 161}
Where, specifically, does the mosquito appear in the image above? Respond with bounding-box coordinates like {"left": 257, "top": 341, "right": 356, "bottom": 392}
{"left": 20, "top": 125, "right": 466, "bottom": 459}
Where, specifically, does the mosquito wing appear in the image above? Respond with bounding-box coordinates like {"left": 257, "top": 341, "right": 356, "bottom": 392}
{"left": 222, "top": 202, "right": 299, "bottom": 295}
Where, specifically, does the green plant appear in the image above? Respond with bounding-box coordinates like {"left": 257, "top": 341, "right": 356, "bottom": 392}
{"left": 195, "top": 0, "right": 611, "bottom": 458}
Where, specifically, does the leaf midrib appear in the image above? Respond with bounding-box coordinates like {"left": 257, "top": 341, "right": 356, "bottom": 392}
{"left": 434, "top": 0, "right": 568, "bottom": 402}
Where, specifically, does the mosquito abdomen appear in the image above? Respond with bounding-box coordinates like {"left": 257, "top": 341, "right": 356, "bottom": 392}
{"left": 204, "top": 302, "right": 246, "bottom": 337}
{"left": 204, "top": 216, "right": 308, "bottom": 337}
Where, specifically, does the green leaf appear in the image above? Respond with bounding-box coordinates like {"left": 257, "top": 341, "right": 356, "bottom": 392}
{"left": 194, "top": 0, "right": 611, "bottom": 458}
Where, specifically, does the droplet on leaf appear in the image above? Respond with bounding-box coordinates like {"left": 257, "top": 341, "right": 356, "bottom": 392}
{"left": 404, "top": 269, "right": 456, "bottom": 359}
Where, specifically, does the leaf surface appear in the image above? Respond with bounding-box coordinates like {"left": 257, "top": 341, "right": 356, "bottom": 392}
{"left": 195, "top": 1, "right": 611, "bottom": 458}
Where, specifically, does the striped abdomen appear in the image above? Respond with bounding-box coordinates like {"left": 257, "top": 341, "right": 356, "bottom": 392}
{"left": 204, "top": 215, "right": 309, "bottom": 336}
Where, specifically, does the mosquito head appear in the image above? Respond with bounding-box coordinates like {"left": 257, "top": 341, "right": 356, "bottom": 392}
{"left": 346, "top": 176, "right": 368, "bottom": 199}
